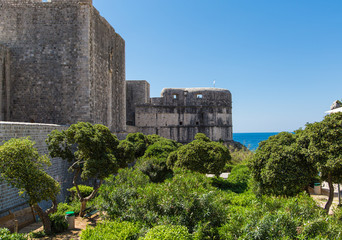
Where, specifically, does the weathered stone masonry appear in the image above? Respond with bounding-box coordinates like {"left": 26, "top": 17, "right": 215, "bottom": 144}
{"left": 127, "top": 86, "right": 233, "bottom": 144}
{"left": 0, "top": 122, "right": 72, "bottom": 214}
{"left": 0, "top": 44, "right": 10, "bottom": 122}
{"left": 0, "top": 0, "right": 126, "bottom": 132}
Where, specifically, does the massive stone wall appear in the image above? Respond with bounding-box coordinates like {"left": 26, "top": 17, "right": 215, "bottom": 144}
{"left": 89, "top": 7, "right": 126, "bottom": 132}
{"left": 126, "top": 80, "right": 150, "bottom": 126}
{"left": 0, "top": 0, "right": 126, "bottom": 132}
{"left": 0, "top": 44, "right": 10, "bottom": 121}
{"left": 135, "top": 88, "right": 233, "bottom": 143}
{"left": 0, "top": 122, "right": 72, "bottom": 214}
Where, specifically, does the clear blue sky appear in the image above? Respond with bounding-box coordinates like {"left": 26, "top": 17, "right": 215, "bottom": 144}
{"left": 93, "top": 0, "right": 342, "bottom": 133}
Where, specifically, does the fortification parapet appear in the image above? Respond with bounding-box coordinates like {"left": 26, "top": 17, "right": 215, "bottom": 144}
{"left": 132, "top": 86, "right": 233, "bottom": 143}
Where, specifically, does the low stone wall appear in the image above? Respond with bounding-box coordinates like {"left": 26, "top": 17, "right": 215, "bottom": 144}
{"left": 0, "top": 122, "right": 72, "bottom": 214}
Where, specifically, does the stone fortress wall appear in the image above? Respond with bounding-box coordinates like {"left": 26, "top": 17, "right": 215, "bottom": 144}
{"left": 0, "top": 0, "right": 126, "bottom": 132}
{"left": 0, "top": 122, "right": 72, "bottom": 216}
{"left": 0, "top": 44, "right": 10, "bottom": 121}
{"left": 126, "top": 83, "right": 233, "bottom": 144}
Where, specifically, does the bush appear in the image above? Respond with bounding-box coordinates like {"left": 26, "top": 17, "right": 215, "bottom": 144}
{"left": 80, "top": 221, "right": 141, "bottom": 240}
{"left": 68, "top": 185, "right": 94, "bottom": 201}
{"left": 0, "top": 228, "right": 27, "bottom": 240}
{"left": 228, "top": 145, "right": 254, "bottom": 165}
{"left": 98, "top": 169, "right": 227, "bottom": 238}
{"left": 168, "top": 134, "right": 231, "bottom": 176}
{"left": 211, "top": 165, "right": 251, "bottom": 193}
{"left": 141, "top": 225, "right": 192, "bottom": 240}
{"left": 243, "top": 211, "right": 297, "bottom": 239}
{"left": 49, "top": 212, "right": 68, "bottom": 233}
{"left": 136, "top": 158, "right": 172, "bottom": 183}
{"left": 55, "top": 202, "right": 82, "bottom": 216}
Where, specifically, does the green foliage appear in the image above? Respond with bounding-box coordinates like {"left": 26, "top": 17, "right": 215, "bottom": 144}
{"left": 47, "top": 122, "right": 121, "bottom": 181}
{"left": 194, "top": 133, "right": 210, "bottom": 142}
{"left": 126, "top": 132, "right": 149, "bottom": 158}
{"left": 249, "top": 132, "right": 316, "bottom": 196}
{"left": 116, "top": 140, "right": 136, "bottom": 167}
{"left": 136, "top": 158, "right": 172, "bottom": 183}
{"left": 228, "top": 145, "right": 254, "bottom": 165}
{"left": 28, "top": 230, "right": 46, "bottom": 238}
{"left": 142, "top": 139, "right": 180, "bottom": 160}
{"left": 0, "top": 137, "right": 60, "bottom": 205}
{"left": 167, "top": 133, "right": 231, "bottom": 176}
{"left": 141, "top": 225, "right": 192, "bottom": 240}
{"left": 46, "top": 122, "right": 133, "bottom": 215}
{"left": 49, "top": 212, "right": 68, "bottom": 233}
{"left": 55, "top": 202, "right": 81, "bottom": 216}
{"left": 297, "top": 112, "right": 342, "bottom": 211}
{"left": 211, "top": 165, "right": 251, "bottom": 193}
{"left": 136, "top": 139, "right": 180, "bottom": 183}
{"left": 97, "top": 169, "right": 227, "bottom": 238}
{"left": 68, "top": 185, "right": 94, "bottom": 200}
{"left": 80, "top": 221, "right": 141, "bottom": 240}
{"left": 97, "top": 166, "right": 342, "bottom": 239}
{"left": 244, "top": 211, "right": 297, "bottom": 239}
{"left": 298, "top": 112, "right": 342, "bottom": 183}
{"left": 0, "top": 228, "right": 27, "bottom": 240}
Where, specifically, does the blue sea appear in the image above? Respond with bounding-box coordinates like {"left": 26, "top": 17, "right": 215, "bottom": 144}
{"left": 233, "top": 132, "right": 280, "bottom": 151}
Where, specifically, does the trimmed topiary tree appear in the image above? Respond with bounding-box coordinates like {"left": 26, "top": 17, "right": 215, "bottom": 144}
{"left": 297, "top": 112, "right": 342, "bottom": 212}
{"left": 249, "top": 131, "right": 317, "bottom": 196}
{"left": 0, "top": 138, "right": 60, "bottom": 234}
{"left": 167, "top": 133, "right": 231, "bottom": 176}
{"left": 46, "top": 122, "right": 134, "bottom": 216}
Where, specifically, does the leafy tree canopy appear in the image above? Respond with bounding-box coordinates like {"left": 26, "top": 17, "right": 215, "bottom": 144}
{"left": 167, "top": 133, "right": 231, "bottom": 176}
{"left": 249, "top": 132, "right": 317, "bottom": 196}
{"left": 0, "top": 138, "right": 60, "bottom": 233}
{"left": 297, "top": 112, "right": 342, "bottom": 211}
{"left": 125, "top": 132, "right": 149, "bottom": 158}
{"left": 46, "top": 122, "right": 134, "bottom": 216}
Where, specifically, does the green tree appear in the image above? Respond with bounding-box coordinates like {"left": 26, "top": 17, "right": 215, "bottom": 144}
{"left": 249, "top": 132, "right": 317, "bottom": 196}
{"left": 298, "top": 112, "right": 342, "bottom": 212}
{"left": 125, "top": 132, "right": 149, "bottom": 158}
{"left": 46, "top": 122, "right": 134, "bottom": 216}
{"left": 0, "top": 138, "right": 60, "bottom": 234}
{"left": 136, "top": 138, "right": 181, "bottom": 183}
{"left": 167, "top": 133, "right": 231, "bottom": 176}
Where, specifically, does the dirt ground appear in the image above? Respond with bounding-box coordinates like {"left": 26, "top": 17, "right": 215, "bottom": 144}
{"left": 19, "top": 213, "right": 101, "bottom": 240}
{"left": 311, "top": 194, "right": 341, "bottom": 215}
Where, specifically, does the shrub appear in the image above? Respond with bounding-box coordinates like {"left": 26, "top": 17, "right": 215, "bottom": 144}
{"left": 141, "top": 225, "right": 192, "bottom": 240}
{"left": 28, "top": 230, "right": 46, "bottom": 238}
{"left": 211, "top": 164, "right": 251, "bottom": 193}
{"left": 168, "top": 133, "right": 231, "bottom": 176}
{"left": 136, "top": 158, "right": 172, "bottom": 183}
{"left": 126, "top": 132, "right": 148, "bottom": 158}
{"left": 49, "top": 212, "right": 68, "bottom": 233}
{"left": 0, "top": 228, "right": 27, "bottom": 240}
{"left": 80, "top": 221, "right": 141, "bottom": 240}
{"left": 142, "top": 139, "right": 180, "bottom": 160}
{"left": 98, "top": 169, "right": 227, "bottom": 238}
{"left": 243, "top": 211, "right": 297, "bottom": 239}
{"left": 55, "top": 202, "right": 82, "bottom": 216}
{"left": 68, "top": 185, "right": 94, "bottom": 201}
{"left": 228, "top": 145, "right": 254, "bottom": 165}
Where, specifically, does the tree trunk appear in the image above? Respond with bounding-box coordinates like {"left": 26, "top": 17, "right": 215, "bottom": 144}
{"left": 33, "top": 204, "right": 52, "bottom": 234}
{"left": 80, "top": 199, "right": 88, "bottom": 217}
{"left": 305, "top": 185, "right": 311, "bottom": 196}
{"left": 325, "top": 175, "right": 334, "bottom": 213}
